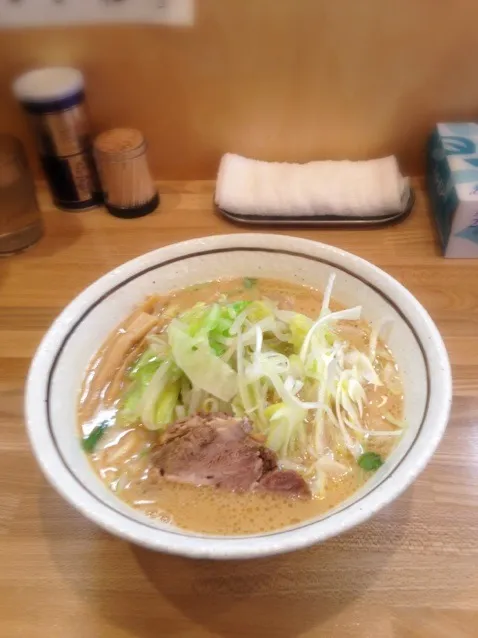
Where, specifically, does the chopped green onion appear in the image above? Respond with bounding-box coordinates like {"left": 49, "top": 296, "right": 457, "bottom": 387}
{"left": 230, "top": 300, "right": 251, "bottom": 314}
{"left": 81, "top": 421, "right": 109, "bottom": 453}
{"left": 358, "top": 451, "right": 384, "bottom": 471}
{"left": 128, "top": 349, "right": 161, "bottom": 380}
{"left": 155, "top": 380, "right": 181, "bottom": 427}
{"left": 243, "top": 277, "right": 258, "bottom": 289}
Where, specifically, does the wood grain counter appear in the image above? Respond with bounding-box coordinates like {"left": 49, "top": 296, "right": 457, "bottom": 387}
{"left": 0, "top": 180, "right": 477, "bottom": 637}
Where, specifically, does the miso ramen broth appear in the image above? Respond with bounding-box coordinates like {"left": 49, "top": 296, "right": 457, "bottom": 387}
{"left": 79, "top": 277, "right": 404, "bottom": 535}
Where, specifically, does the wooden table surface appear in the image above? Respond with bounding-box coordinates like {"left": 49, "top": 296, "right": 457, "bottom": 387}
{"left": 1, "top": 180, "right": 477, "bottom": 638}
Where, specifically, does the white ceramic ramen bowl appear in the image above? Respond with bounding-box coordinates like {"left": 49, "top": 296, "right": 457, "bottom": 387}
{"left": 26, "top": 234, "right": 452, "bottom": 559}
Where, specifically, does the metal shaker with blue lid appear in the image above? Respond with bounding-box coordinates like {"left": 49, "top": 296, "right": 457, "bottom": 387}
{"left": 13, "top": 67, "right": 101, "bottom": 210}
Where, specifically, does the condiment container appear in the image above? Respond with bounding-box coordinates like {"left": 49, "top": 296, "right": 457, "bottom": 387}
{"left": 13, "top": 67, "right": 101, "bottom": 210}
{"left": 93, "top": 128, "right": 159, "bottom": 218}
{"left": 0, "top": 134, "right": 43, "bottom": 254}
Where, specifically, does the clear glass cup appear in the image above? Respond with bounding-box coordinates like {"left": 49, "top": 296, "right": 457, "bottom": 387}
{"left": 0, "top": 134, "right": 43, "bottom": 255}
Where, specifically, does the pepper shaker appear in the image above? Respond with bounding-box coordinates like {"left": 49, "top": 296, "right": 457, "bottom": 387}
{"left": 13, "top": 67, "right": 101, "bottom": 211}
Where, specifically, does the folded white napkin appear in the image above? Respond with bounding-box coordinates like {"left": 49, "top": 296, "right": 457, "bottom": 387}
{"left": 215, "top": 153, "right": 410, "bottom": 217}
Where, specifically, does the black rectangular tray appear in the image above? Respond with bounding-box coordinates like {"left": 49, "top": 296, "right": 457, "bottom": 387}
{"left": 217, "top": 188, "right": 415, "bottom": 228}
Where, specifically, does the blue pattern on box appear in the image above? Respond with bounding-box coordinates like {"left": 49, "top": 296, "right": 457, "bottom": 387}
{"left": 455, "top": 225, "right": 478, "bottom": 244}
{"left": 426, "top": 123, "right": 478, "bottom": 257}
{"left": 442, "top": 136, "right": 476, "bottom": 155}
{"left": 426, "top": 130, "right": 458, "bottom": 249}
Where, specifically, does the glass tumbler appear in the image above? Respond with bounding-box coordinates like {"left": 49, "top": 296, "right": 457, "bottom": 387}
{"left": 0, "top": 134, "right": 43, "bottom": 254}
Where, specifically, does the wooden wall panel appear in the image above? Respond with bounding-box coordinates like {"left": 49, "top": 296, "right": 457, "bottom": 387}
{"left": 0, "top": 0, "right": 477, "bottom": 178}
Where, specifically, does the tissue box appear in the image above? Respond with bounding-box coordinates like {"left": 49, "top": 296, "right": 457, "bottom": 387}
{"left": 427, "top": 123, "right": 478, "bottom": 258}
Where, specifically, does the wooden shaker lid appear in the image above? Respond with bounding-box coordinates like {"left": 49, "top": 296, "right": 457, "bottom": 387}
{"left": 94, "top": 128, "right": 146, "bottom": 160}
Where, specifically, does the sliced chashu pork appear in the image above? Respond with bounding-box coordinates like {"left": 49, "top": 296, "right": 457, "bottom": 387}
{"left": 151, "top": 412, "right": 310, "bottom": 498}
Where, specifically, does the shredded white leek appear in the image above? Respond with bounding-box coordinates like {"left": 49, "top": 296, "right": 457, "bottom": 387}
{"left": 118, "top": 273, "right": 404, "bottom": 490}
